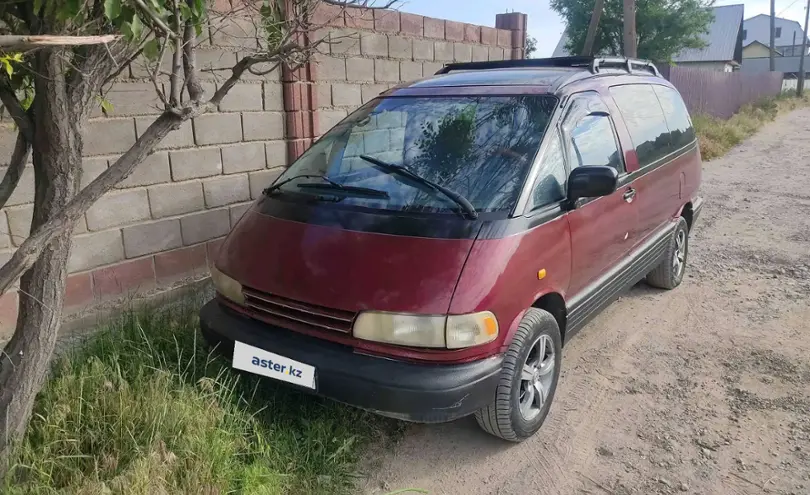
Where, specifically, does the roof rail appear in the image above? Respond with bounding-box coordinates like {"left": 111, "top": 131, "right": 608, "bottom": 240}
{"left": 435, "top": 56, "right": 661, "bottom": 77}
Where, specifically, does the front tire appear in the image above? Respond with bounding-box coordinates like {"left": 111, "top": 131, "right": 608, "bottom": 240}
{"left": 475, "top": 309, "right": 562, "bottom": 442}
{"left": 646, "top": 217, "right": 689, "bottom": 290}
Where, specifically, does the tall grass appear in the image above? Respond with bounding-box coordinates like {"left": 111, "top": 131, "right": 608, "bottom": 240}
{"left": 694, "top": 92, "right": 808, "bottom": 160}
{"left": 4, "top": 291, "right": 400, "bottom": 494}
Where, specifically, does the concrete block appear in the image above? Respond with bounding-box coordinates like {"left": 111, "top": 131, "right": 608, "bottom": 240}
{"left": 401, "top": 13, "right": 424, "bottom": 36}
{"left": 148, "top": 181, "right": 204, "bottom": 218}
{"left": 374, "top": 59, "right": 400, "bottom": 82}
{"left": 180, "top": 209, "right": 230, "bottom": 245}
{"left": 454, "top": 43, "right": 473, "bottom": 62}
{"left": 5, "top": 166, "right": 34, "bottom": 207}
{"left": 423, "top": 61, "right": 445, "bottom": 76}
{"left": 0, "top": 127, "right": 17, "bottom": 165}
{"left": 330, "top": 29, "right": 361, "bottom": 56}
{"left": 154, "top": 244, "right": 208, "bottom": 285}
{"left": 316, "top": 83, "right": 332, "bottom": 108}
{"left": 360, "top": 33, "right": 388, "bottom": 57}
{"left": 317, "top": 109, "right": 348, "bottom": 135}
{"left": 400, "top": 61, "right": 423, "bottom": 81}
{"left": 135, "top": 117, "right": 194, "bottom": 150}
{"left": 92, "top": 257, "right": 156, "bottom": 298}
{"left": 209, "top": 16, "right": 260, "bottom": 49}
{"left": 445, "top": 21, "right": 465, "bottom": 41}
{"left": 389, "top": 36, "right": 413, "bottom": 59}
{"left": 86, "top": 189, "right": 150, "bottom": 231}
{"left": 219, "top": 83, "right": 262, "bottom": 112}
{"left": 265, "top": 141, "right": 287, "bottom": 168}
{"left": 121, "top": 219, "right": 181, "bottom": 258}
{"left": 94, "top": 82, "right": 164, "bottom": 116}
{"left": 170, "top": 147, "right": 222, "bottom": 181}
{"left": 117, "top": 152, "right": 171, "bottom": 188}
{"left": 194, "top": 113, "right": 242, "bottom": 145}
{"left": 481, "top": 26, "right": 497, "bottom": 46}
{"left": 473, "top": 44, "right": 489, "bottom": 62}
{"left": 85, "top": 119, "right": 136, "bottom": 155}
{"left": 195, "top": 50, "right": 238, "bottom": 79}
{"left": 221, "top": 142, "right": 266, "bottom": 174}
{"left": 346, "top": 58, "right": 375, "bottom": 82}
{"left": 331, "top": 84, "right": 363, "bottom": 107}
{"left": 390, "top": 127, "right": 406, "bottom": 150}
{"left": 249, "top": 168, "right": 284, "bottom": 199}
{"left": 434, "top": 41, "right": 454, "bottom": 62}
{"left": 465, "top": 24, "right": 482, "bottom": 43}
{"left": 5, "top": 205, "right": 31, "bottom": 246}
{"left": 229, "top": 202, "right": 252, "bottom": 228}
{"left": 0, "top": 291, "right": 16, "bottom": 337}
{"left": 204, "top": 174, "right": 250, "bottom": 207}
{"left": 374, "top": 9, "right": 400, "bottom": 33}
{"left": 345, "top": 8, "right": 374, "bottom": 30}
{"left": 82, "top": 157, "right": 108, "bottom": 189}
{"left": 314, "top": 55, "right": 346, "bottom": 81}
{"left": 361, "top": 84, "right": 388, "bottom": 103}
{"left": 65, "top": 272, "right": 93, "bottom": 309}
{"left": 242, "top": 112, "right": 284, "bottom": 141}
{"left": 413, "top": 39, "right": 435, "bottom": 61}
{"left": 69, "top": 230, "right": 125, "bottom": 272}
{"left": 424, "top": 17, "right": 445, "bottom": 39}
{"left": 489, "top": 46, "right": 505, "bottom": 61}
{"left": 263, "top": 83, "right": 284, "bottom": 111}
{"left": 238, "top": 52, "right": 281, "bottom": 81}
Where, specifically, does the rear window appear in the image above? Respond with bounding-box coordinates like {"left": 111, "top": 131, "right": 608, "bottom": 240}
{"left": 610, "top": 84, "right": 671, "bottom": 167}
{"left": 272, "top": 95, "right": 557, "bottom": 214}
{"left": 652, "top": 85, "right": 696, "bottom": 150}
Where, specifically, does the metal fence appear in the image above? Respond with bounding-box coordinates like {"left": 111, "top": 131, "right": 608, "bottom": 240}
{"left": 658, "top": 65, "right": 784, "bottom": 119}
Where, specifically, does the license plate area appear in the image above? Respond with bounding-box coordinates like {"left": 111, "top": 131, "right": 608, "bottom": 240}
{"left": 232, "top": 341, "right": 316, "bottom": 389}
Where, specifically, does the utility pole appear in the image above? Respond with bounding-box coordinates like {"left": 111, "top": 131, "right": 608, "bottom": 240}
{"left": 798, "top": 0, "right": 809, "bottom": 96}
{"left": 582, "top": 0, "right": 605, "bottom": 56}
{"left": 623, "top": 0, "right": 637, "bottom": 57}
{"left": 793, "top": 31, "right": 797, "bottom": 56}
{"left": 770, "top": 0, "right": 776, "bottom": 71}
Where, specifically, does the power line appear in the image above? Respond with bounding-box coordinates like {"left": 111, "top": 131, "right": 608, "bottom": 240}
{"left": 778, "top": 0, "right": 803, "bottom": 17}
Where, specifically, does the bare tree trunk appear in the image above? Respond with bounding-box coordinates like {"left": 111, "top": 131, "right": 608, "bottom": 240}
{"left": 582, "top": 0, "right": 604, "bottom": 56}
{"left": 0, "top": 49, "right": 82, "bottom": 471}
{"left": 623, "top": 0, "right": 636, "bottom": 57}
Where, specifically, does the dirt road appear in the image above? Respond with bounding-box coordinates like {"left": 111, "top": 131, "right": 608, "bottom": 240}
{"left": 362, "top": 108, "right": 810, "bottom": 495}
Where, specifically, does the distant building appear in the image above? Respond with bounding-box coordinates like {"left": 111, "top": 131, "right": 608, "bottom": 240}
{"left": 742, "top": 40, "right": 782, "bottom": 59}
{"left": 743, "top": 14, "right": 809, "bottom": 57}
{"left": 551, "top": 4, "right": 744, "bottom": 72}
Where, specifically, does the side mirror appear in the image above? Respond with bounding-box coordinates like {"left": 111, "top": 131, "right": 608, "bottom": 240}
{"left": 567, "top": 166, "right": 619, "bottom": 203}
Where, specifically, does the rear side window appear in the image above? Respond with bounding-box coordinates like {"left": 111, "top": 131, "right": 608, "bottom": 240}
{"left": 652, "top": 85, "right": 695, "bottom": 150}
{"left": 610, "top": 84, "right": 671, "bottom": 167}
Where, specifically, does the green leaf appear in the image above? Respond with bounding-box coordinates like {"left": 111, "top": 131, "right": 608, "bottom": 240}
{"left": 104, "top": 0, "right": 122, "bottom": 20}
{"left": 130, "top": 14, "right": 144, "bottom": 40}
{"left": 178, "top": 3, "right": 192, "bottom": 20}
{"left": 33, "top": 0, "right": 45, "bottom": 16}
{"left": 143, "top": 38, "right": 161, "bottom": 61}
{"left": 2, "top": 60, "right": 12, "bottom": 78}
{"left": 193, "top": 0, "right": 205, "bottom": 17}
{"left": 96, "top": 95, "right": 114, "bottom": 115}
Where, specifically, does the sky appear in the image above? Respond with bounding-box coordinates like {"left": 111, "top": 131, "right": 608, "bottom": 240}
{"left": 397, "top": 0, "right": 810, "bottom": 57}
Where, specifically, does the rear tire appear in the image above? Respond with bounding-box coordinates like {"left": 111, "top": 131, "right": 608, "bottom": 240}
{"left": 646, "top": 217, "right": 689, "bottom": 290}
{"left": 475, "top": 308, "right": 562, "bottom": 442}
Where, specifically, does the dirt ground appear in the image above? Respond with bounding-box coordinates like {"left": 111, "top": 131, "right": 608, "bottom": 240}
{"left": 361, "top": 108, "right": 810, "bottom": 495}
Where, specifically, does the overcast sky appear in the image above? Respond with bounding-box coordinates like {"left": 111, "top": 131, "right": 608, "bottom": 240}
{"left": 398, "top": 0, "right": 809, "bottom": 57}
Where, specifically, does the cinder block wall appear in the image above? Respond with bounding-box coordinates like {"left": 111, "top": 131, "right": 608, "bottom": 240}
{"left": 0, "top": 6, "right": 526, "bottom": 336}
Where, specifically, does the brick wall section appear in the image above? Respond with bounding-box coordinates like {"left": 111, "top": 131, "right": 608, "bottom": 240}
{"left": 0, "top": 8, "right": 527, "bottom": 337}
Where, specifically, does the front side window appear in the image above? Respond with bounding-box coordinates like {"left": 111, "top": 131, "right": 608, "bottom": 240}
{"left": 529, "top": 130, "right": 567, "bottom": 210}
{"left": 568, "top": 115, "right": 622, "bottom": 170}
{"left": 610, "top": 84, "right": 672, "bottom": 168}
{"left": 271, "top": 95, "right": 557, "bottom": 215}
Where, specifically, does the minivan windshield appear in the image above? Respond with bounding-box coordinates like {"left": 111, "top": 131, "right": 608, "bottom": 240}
{"left": 269, "top": 95, "right": 557, "bottom": 215}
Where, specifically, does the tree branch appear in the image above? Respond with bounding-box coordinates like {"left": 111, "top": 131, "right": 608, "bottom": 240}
{"left": 0, "top": 80, "right": 33, "bottom": 143}
{"left": 132, "top": 0, "right": 180, "bottom": 39}
{"left": 169, "top": 0, "right": 182, "bottom": 106}
{"left": 0, "top": 35, "right": 120, "bottom": 50}
{"left": 208, "top": 42, "right": 299, "bottom": 106}
{"left": 0, "top": 132, "right": 29, "bottom": 211}
{"left": 182, "top": 0, "right": 204, "bottom": 102}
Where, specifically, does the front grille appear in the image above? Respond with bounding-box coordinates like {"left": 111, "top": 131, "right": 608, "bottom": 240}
{"left": 242, "top": 287, "right": 356, "bottom": 334}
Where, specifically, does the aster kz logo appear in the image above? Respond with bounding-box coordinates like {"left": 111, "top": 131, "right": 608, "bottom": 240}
{"left": 251, "top": 356, "right": 303, "bottom": 378}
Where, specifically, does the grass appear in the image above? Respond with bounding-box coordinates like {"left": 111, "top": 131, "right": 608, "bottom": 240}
{"left": 694, "top": 92, "right": 809, "bottom": 160}
{"left": 4, "top": 290, "right": 401, "bottom": 494}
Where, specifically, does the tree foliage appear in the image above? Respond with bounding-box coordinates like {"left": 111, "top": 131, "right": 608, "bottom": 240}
{"left": 550, "top": 0, "right": 715, "bottom": 61}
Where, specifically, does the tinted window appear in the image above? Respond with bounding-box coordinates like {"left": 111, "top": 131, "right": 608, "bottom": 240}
{"left": 653, "top": 85, "right": 695, "bottom": 150}
{"left": 273, "top": 95, "right": 556, "bottom": 214}
{"left": 568, "top": 115, "right": 622, "bottom": 171}
{"left": 529, "top": 131, "right": 566, "bottom": 209}
{"left": 610, "top": 85, "right": 671, "bottom": 167}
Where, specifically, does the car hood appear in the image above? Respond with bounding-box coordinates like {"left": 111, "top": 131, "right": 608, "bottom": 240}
{"left": 216, "top": 206, "right": 476, "bottom": 314}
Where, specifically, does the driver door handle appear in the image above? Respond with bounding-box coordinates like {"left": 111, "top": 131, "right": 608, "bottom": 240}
{"left": 623, "top": 188, "right": 636, "bottom": 203}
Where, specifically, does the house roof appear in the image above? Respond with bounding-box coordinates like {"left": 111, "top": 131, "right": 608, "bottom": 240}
{"left": 743, "top": 39, "right": 783, "bottom": 56}
{"left": 672, "top": 4, "right": 744, "bottom": 62}
{"left": 745, "top": 13, "right": 803, "bottom": 33}
{"left": 552, "top": 4, "right": 744, "bottom": 62}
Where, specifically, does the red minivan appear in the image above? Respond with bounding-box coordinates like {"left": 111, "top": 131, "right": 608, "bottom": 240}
{"left": 200, "top": 57, "right": 704, "bottom": 441}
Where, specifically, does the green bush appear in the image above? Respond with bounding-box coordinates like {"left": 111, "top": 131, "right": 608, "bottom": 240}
{"left": 5, "top": 292, "right": 399, "bottom": 494}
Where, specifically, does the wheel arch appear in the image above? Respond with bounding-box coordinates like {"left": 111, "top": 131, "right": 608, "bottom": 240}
{"left": 677, "top": 202, "right": 694, "bottom": 231}
{"left": 532, "top": 292, "right": 568, "bottom": 344}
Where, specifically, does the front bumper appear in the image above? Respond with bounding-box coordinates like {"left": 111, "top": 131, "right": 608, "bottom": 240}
{"left": 199, "top": 300, "right": 503, "bottom": 423}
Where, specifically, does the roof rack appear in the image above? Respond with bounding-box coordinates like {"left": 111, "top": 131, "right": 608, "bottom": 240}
{"left": 435, "top": 56, "right": 661, "bottom": 77}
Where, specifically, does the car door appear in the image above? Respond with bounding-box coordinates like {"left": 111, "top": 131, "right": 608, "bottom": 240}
{"left": 562, "top": 92, "right": 639, "bottom": 297}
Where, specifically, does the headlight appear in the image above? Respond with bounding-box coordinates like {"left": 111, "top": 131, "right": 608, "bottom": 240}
{"left": 210, "top": 265, "right": 245, "bottom": 305}
{"left": 353, "top": 311, "right": 498, "bottom": 349}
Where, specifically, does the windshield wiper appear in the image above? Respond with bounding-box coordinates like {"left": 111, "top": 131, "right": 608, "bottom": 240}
{"left": 263, "top": 174, "right": 341, "bottom": 196}
{"left": 297, "top": 182, "right": 390, "bottom": 199}
{"left": 359, "top": 155, "right": 478, "bottom": 219}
